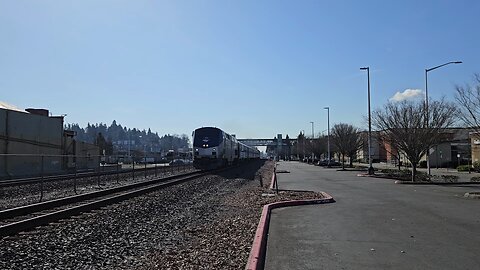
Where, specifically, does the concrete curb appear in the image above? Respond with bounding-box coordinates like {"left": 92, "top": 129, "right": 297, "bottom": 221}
{"left": 269, "top": 162, "right": 276, "bottom": 190}
{"left": 394, "top": 180, "right": 480, "bottom": 185}
{"left": 245, "top": 192, "right": 335, "bottom": 270}
{"left": 269, "top": 169, "right": 275, "bottom": 190}
{"left": 356, "top": 173, "right": 382, "bottom": 178}
{"left": 338, "top": 169, "right": 368, "bottom": 172}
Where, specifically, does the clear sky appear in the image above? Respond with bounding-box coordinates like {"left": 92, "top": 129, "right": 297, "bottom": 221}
{"left": 1, "top": 0, "right": 478, "bottom": 139}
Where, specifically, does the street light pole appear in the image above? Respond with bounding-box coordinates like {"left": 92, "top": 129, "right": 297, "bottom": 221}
{"left": 310, "top": 121, "right": 314, "bottom": 162}
{"left": 360, "top": 67, "right": 374, "bottom": 175}
{"left": 324, "top": 107, "right": 330, "bottom": 166}
{"left": 425, "top": 61, "right": 462, "bottom": 175}
{"left": 302, "top": 130, "right": 305, "bottom": 161}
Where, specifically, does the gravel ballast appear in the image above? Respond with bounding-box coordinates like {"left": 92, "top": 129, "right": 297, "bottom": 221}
{"left": 0, "top": 160, "right": 324, "bottom": 269}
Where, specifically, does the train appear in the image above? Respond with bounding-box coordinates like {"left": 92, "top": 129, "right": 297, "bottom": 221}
{"left": 192, "top": 127, "right": 260, "bottom": 169}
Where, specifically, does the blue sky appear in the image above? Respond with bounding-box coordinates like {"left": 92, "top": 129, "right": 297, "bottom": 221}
{"left": 1, "top": 0, "right": 478, "bottom": 139}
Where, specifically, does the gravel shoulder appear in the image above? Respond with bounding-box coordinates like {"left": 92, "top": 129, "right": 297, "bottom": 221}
{"left": 1, "top": 160, "right": 324, "bottom": 269}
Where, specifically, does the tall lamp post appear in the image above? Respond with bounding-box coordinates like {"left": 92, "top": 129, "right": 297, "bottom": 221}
{"left": 302, "top": 130, "right": 305, "bottom": 161}
{"left": 324, "top": 107, "right": 330, "bottom": 166}
{"left": 310, "top": 122, "right": 314, "bottom": 162}
{"left": 360, "top": 67, "right": 374, "bottom": 175}
{"left": 425, "top": 61, "right": 462, "bottom": 175}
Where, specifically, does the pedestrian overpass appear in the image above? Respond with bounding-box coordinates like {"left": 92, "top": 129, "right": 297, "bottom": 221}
{"left": 238, "top": 134, "right": 296, "bottom": 158}
{"left": 237, "top": 135, "right": 295, "bottom": 146}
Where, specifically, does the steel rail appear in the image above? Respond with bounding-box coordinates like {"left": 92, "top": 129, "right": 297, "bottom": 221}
{"left": 0, "top": 170, "right": 199, "bottom": 220}
{"left": 0, "top": 167, "right": 224, "bottom": 237}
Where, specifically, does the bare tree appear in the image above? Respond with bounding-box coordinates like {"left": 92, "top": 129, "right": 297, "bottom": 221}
{"left": 295, "top": 132, "right": 306, "bottom": 160}
{"left": 372, "top": 99, "right": 456, "bottom": 181}
{"left": 331, "top": 123, "right": 362, "bottom": 169}
{"left": 312, "top": 136, "right": 327, "bottom": 161}
{"left": 302, "top": 136, "right": 327, "bottom": 162}
{"left": 455, "top": 74, "right": 480, "bottom": 132}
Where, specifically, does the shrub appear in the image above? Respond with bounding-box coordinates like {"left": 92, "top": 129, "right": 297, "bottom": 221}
{"left": 379, "top": 168, "right": 426, "bottom": 180}
{"left": 471, "top": 176, "right": 480, "bottom": 182}
{"left": 379, "top": 168, "right": 396, "bottom": 174}
{"left": 380, "top": 168, "right": 409, "bottom": 175}
{"left": 441, "top": 175, "right": 459, "bottom": 183}
{"left": 473, "top": 162, "right": 480, "bottom": 172}
{"left": 415, "top": 171, "right": 430, "bottom": 182}
{"left": 457, "top": 165, "right": 471, "bottom": 172}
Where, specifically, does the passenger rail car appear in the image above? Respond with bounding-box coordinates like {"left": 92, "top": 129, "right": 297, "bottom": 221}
{"left": 192, "top": 127, "right": 260, "bottom": 169}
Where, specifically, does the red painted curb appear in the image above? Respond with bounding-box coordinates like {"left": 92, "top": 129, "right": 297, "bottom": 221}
{"left": 245, "top": 192, "right": 335, "bottom": 270}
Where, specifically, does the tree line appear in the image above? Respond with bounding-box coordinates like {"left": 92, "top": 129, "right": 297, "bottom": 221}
{"left": 291, "top": 125, "right": 362, "bottom": 170}
{"left": 65, "top": 120, "right": 189, "bottom": 155}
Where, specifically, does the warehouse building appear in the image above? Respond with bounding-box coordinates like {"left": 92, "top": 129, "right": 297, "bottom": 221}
{"left": 0, "top": 102, "right": 99, "bottom": 179}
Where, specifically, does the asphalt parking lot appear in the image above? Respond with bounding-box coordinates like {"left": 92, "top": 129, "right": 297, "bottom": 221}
{"left": 265, "top": 161, "right": 480, "bottom": 270}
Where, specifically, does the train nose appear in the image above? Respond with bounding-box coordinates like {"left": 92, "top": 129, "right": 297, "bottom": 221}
{"left": 196, "top": 148, "right": 216, "bottom": 157}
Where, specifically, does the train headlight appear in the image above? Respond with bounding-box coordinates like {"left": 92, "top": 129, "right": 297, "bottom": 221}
{"left": 213, "top": 148, "right": 216, "bottom": 151}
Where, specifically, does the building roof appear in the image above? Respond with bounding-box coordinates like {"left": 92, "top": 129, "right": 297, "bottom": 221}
{"left": 0, "top": 101, "right": 26, "bottom": 113}
{"left": 441, "top": 128, "right": 470, "bottom": 142}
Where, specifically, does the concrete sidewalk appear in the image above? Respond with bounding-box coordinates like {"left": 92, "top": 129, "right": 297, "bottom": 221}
{"left": 263, "top": 161, "right": 480, "bottom": 270}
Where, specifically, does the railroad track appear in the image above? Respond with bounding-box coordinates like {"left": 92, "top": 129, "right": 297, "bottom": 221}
{"left": 0, "top": 164, "right": 190, "bottom": 187}
{"left": 0, "top": 167, "right": 223, "bottom": 237}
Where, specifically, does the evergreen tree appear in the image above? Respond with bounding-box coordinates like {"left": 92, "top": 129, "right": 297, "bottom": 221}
{"left": 65, "top": 120, "right": 190, "bottom": 154}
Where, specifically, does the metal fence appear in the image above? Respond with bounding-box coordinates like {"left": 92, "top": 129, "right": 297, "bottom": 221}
{"left": 0, "top": 154, "right": 194, "bottom": 205}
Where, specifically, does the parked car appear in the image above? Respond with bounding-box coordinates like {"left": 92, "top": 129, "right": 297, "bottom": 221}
{"left": 317, "top": 160, "right": 340, "bottom": 166}
{"left": 329, "top": 160, "right": 341, "bottom": 166}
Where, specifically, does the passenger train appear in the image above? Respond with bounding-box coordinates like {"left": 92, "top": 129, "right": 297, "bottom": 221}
{"left": 192, "top": 127, "right": 260, "bottom": 169}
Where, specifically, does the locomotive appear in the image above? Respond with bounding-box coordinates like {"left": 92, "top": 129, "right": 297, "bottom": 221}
{"left": 192, "top": 127, "right": 260, "bottom": 169}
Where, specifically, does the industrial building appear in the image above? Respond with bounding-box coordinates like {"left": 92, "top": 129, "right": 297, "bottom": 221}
{"left": 0, "top": 102, "right": 99, "bottom": 179}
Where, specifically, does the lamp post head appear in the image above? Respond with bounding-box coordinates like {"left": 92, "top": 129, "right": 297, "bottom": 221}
{"left": 360, "top": 67, "right": 369, "bottom": 70}
{"left": 324, "top": 107, "right": 329, "bottom": 110}
{"left": 427, "top": 61, "right": 463, "bottom": 72}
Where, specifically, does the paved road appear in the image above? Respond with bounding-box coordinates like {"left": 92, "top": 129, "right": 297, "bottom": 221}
{"left": 265, "top": 161, "right": 480, "bottom": 270}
